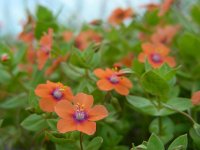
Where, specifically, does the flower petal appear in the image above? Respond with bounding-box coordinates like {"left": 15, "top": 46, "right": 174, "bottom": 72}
{"left": 55, "top": 100, "right": 74, "bottom": 119}
{"left": 34, "top": 84, "right": 51, "bottom": 98}
{"left": 142, "top": 43, "right": 155, "bottom": 54}
{"left": 165, "top": 56, "right": 176, "bottom": 67}
{"left": 39, "top": 98, "right": 56, "bottom": 112}
{"left": 63, "top": 86, "right": 74, "bottom": 101}
{"left": 77, "top": 121, "right": 96, "bottom": 135}
{"left": 97, "top": 79, "right": 114, "bottom": 91}
{"left": 114, "top": 84, "right": 129, "bottom": 95}
{"left": 88, "top": 105, "right": 108, "bottom": 121}
{"left": 73, "top": 93, "right": 94, "bottom": 109}
{"left": 93, "top": 68, "right": 106, "bottom": 78}
{"left": 138, "top": 52, "right": 146, "bottom": 63}
{"left": 57, "top": 118, "right": 76, "bottom": 133}
{"left": 120, "top": 77, "right": 133, "bottom": 88}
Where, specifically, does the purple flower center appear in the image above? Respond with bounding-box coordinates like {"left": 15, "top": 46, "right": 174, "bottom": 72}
{"left": 151, "top": 53, "right": 162, "bottom": 63}
{"left": 74, "top": 111, "right": 87, "bottom": 122}
{"left": 52, "top": 89, "right": 63, "bottom": 100}
{"left": 108, "top": 75, "right": 119, "bottom": 84}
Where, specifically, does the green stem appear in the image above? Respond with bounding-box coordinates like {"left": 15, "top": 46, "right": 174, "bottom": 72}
{"left": 80, "top": 132, "right": 83, "bottom": 150}
{"left": 162, "top": 103, "right": 196, "bottom": 124}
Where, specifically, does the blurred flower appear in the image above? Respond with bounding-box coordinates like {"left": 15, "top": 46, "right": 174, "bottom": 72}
{"left": 90, "top": 19, "right": 102, "bottom": 26}
{"left": 108, "top": 8, "right": 134, "bottom": 25}
{"left": 94, "top": 68, "right": 132, "bottom": 95}
{"left": 18, "top": 15, "right": 35, "bottom": 44}
{"left": 63, "top": 31, "right": 74, "bottom": 42}
{"left": 1, "top": 53, "right": 9, "bottom": 62}
{"left": 45, "top": 53, "right": 70, "bottom": 76}
{"left": 140, "top": 3, "right": 160, "bottom": 12}
{"left": 35, "top": 81, "right": 73, "bottom": 112}
{"left": 37, "top": 28, "right": 53, "bottom": 70}
{"left": 151, "top": 25, "right": 180, "bottom": 45}
{"left": 55, "top": 93, "right": 108, "bottom": 135}
{"left": 192, "top": 91, "right": 200, "bottom": 105}
{"left": 75, "top": 30, "right": 102, "bottom": 51}
{"left": 114, "top": 53, "right": 134, "bottom": 68}
{"left": 159, "top": 0, "right": 175, "bottom": 17}
{"left": 138, "top": 42, "right": 176, "bottom": 68}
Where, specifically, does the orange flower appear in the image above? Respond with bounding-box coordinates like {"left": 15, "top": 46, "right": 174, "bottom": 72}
{"left": 192, "top": 91, "right": 200, "bottom": 105}
{"left": 75, "top": 30, "right": 102, "bottom": 51}
{"left": 45, "top": 53, "right": 70, "bottom": 76}
{"left": 158, "top": 0, "right": 175, "bottom": 17}
{"left": 115, "top": 53, "right": 134, "bottom": 67}
{"left": 140, "top": 3, "right": 160, "bottom": 12}
{"left": 151, "top": 25, "right": 180, "bottom": 45}
{"left": 63, "top": 31, "right": 74, "bottom": 42}
{"left": 35, "top": 81, "right": 73, "bottom": 112}
{"left": 37, "top": 28, "right": 53, "bottom": 70}
{"left": 55, "top": 93, "right": 108, "bottom": 135}
{"left": 108, "top": 8, "right": 133, "bottom": 25}
{"left": 138, "top": 42, "right": 176, "bottom": 68}
{"left": 93, "top": 68, "right": 132, "bottom": 95}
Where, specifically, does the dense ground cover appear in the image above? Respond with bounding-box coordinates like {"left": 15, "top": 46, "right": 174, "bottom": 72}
{"left": 1, "top": 0, "right": 200, "bottom": 149}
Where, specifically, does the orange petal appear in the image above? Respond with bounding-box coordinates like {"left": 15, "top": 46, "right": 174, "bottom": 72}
{"left": 120, "top": 77, "right": 133, "bottom": 88}
{"left": 63, "top": 86, "right": 74, "bottom": 101}
{"left": 73, "top": 93, "right": 94, "bottom": 109}
{"left": 37, "top": 51, "right": 49, "bottom": 70}
{"left": 77, "top": 121, "right": 96, "bottom": 135}
{"left": 57, "top": 118, "right": 76, "bottom": 133}
{"left": 192, "top": 91, "right": 200, "bottom": 105}
{"left": 114, "top": 84, "right": 129, "bottom": 95}
{"left": 156, "top": 43, "right": 170, "bottom": 56}
{"left": 93, "top": 68, "right": 106, "bottom": 78}
{"left": 88, "top": 105, "right": 108, "bottom": 121}
{"left": 142, "top": 43, "right": 155, "bottom": 54}
{"left": 39, "top": 98, "right": 56, "bottom": 112}
{"left": 55, "top": 101, "right": 74, "bottom": 119}
{"left": 165, "top": 56, "right": 176, "bottom": 67}
{"left": 34, "top": 84, "right": 51, "bottom": 98}
{"left": 138, "top": 53, "right": 146, "bottom": 63}
{"left": 97, "top": 79, "right": 114, "bottom": 91}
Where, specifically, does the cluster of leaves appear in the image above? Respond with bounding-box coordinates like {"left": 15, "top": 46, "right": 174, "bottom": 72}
{"left": 1, "top": 1, "right": 200, "bottom": 150}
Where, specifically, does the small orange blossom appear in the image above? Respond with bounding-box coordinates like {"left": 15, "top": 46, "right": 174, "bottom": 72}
{"left": 94, "top": 68, "right": 132, "bottom": 95}
{"left": 138, "top": 42, "right": 176, "bottom": 68}
{"left": 55, "top": 93, "right": 108, "bottom": 135}
{"left": 35, "top": 81, "right": 73, "bottom": 112}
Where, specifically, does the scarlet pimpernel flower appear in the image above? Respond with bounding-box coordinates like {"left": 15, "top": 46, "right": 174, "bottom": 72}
{"left": 75, "top": 30, "right": 102, "bottom": 51}
{"left": 93, "top": 68, "right": 132, "bottom": 95}
{"left": 138, "top": 42, "right": 176, "bottom": 68}
{"left": 158, "top": 0, "right": 175, "bottom": 17}
{"left": 37, "top": 28, "right": 53, "bottom": 70}
{"left": 151, "top": 25, "right": 180, "bottom": 45}
{"left": 55, "top": 93, "right": 108, "bottom": 135}
{"left": 108, "top": 8, "right": 133, "bottom": 25}
{"left": 35, "top": 81, "right": 73, "bottom": 112}
{"left": 192, "top": 91, "right": 200, "bottom": 106}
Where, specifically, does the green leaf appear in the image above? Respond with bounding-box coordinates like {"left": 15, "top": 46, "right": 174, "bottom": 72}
{"left": 127, "top": 96, "right": 192, "bottom": 116}
{"left": 191, "top": 4, "right": 200, "bottom": 26}
{"left": 178, "top": 32, "right": 200, "bottom": 58}
{"left": 149, "top": 117, "right": 174, "bottom": 144}
{"left": 144, "top": 10, "right": 160, "bottom": 26}
{"left": 168, "top": 134, "right": 187, "bottom": 150}
{"left": 36, "top": 5, "right": 54, "bottom": 21}
{"left": 0, "top": 119, "right": 3, "bottom": 127}
{"left": 193, "top": 123, "right": 200, "bottom": 136}
{"left": 45, "top": 131, "right": 74, "bottom": 144}
{"left": 86, "top": 137, "right": 103, "bottom": 150}
{"left": 147, "top": 134, "right": 164, "bottom": 150}
{"left": 47, "top": 119, "right": 58, "bottom": 131}
{"left": 141, "top": 70, "right": 170, "bottom": 96}
{"left": 189, "top": 128, "right": 200, "bottom": 149}
{"left": 0, "top": 68, "right": 12, "bottom": 84}
{"left": 21, "top": 114, "right": 47, "bottom": 131}
{"left": 0, "top": 93, "right": 27, "bottom": 109}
